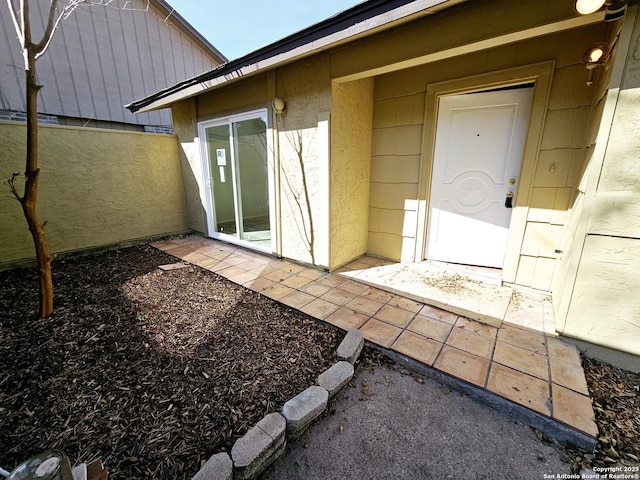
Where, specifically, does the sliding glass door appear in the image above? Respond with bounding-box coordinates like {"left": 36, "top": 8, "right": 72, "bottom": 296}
{"left": 199, "top": 110, "right": 272, "bottom": 251}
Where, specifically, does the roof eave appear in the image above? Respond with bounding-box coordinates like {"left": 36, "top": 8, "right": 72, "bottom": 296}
{"left": 127, "top": 0, "right": 461, "bottom": 114}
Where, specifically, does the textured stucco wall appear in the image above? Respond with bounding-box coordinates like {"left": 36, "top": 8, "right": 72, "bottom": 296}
{"left": 368, "top": 22, "right": 611, "bottom": 289}
{"left": 172, "top": 60, "right": 334, "bottom": 268}
{"left": 0, "top": 122, "right": 188, "bottom": 265}
{"left": 276, "top": 57, "right": 332, "bottom": 267}
{"left": 330, "top": 79, "right": 374, "bottom": 268}
{"left": 559, "top": 10, "right": 640, "bottom": 355}
{"left": 171, "top": 98, "right": 206, "bottom": 233}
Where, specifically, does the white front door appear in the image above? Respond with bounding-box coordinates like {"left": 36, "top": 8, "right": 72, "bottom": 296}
{"left": 426, "top": 86, "right": 533, "bottom": 268}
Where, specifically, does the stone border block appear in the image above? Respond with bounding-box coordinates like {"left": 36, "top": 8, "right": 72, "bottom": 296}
{"left": 282, "top": 385, "right": 328, "bottom": 439}
{"left": 231, "top": 412, "right": 286, "bottom": 480}
{"left": 191, "top": 452, "right": 233, "bottom": 480}
{"left": 337, "top": 329, "right": 364, "bottom": 364}
{"left": 317, "top": 361, "right": 354, "bottom": 398}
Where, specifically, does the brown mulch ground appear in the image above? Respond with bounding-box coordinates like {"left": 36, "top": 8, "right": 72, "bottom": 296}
{"left": 0, "top": 245, "right": 342, "bottom": 479}
{"left": 567, "top": 357, "right": 640, "bottom": 473}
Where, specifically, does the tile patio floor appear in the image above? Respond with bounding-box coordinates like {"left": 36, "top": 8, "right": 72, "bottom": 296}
{"left": 151, "top": 235, "right": 598, "bottom": 443}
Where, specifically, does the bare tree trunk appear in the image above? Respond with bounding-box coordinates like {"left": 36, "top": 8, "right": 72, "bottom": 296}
{"left": 23, "top": 47, "right": 54, "bottom": 318}
{"left": 7, "top": 0, "right": 55, "bottom": 318}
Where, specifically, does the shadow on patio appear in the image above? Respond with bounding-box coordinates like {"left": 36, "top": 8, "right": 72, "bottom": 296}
{"left": 152, "top": 234, "right": 597, "bottom": 450}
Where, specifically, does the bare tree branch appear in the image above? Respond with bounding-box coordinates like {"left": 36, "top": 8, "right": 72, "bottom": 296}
{"left": 5, "top": 0, "right": 25, "bottom": 47}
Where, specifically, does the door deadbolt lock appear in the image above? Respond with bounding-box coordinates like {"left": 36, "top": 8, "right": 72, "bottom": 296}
{"left": 505, "top": 191, "right": 514, "bottom": 209}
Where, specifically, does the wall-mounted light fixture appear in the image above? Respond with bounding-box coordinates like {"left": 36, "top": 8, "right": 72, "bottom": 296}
{"left": 272, "top": 97, "right": 286, "bottom": 125}
{"left": 584, "top": 43, "right": 610, "bottom": 85}
{"left": 575, "top": 0, "right": 627, "bottom": 20}
{"left": 576, "top": 0, "right": 606, "bottom": 14}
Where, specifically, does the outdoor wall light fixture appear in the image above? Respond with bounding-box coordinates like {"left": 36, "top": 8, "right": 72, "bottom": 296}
{"left": 575, "top": 0, "right": 627, "bottom": 20}
{"left": 576, "top": 0, "right": 606, "bottom": 14}
{"left": 272, "top": 97, "right": 286, "bottom": 125}
{"left": 584, "top": 43, "right": 610, "bottom": 85}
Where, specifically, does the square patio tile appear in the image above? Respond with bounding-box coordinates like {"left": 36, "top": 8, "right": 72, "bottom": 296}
{"left": 280, "top": 290, "right": 316, "bottom": 309}
{"left": 263, "top": 269, "right": 296, "bottom": 283}
{"left": 226, "top": 270, "right": 260, "bottom": 285}
{"left": 321, "top": 288, "right": 358, "bottom": 306}
{"left": 551, "top": 383, "right": 597, "bottom": 437}
{"left": 297, "top": 269, "right": 326, "bottom": 281}
{"left": 280, "top": 262, "right": 307, "bottom": 275}
{"left": 487, "top": 363, "right": 551, "bottom": 416}
{"left": 210, "top": 260, "right": 238, "bottom": 273}
{"left": 407, "top": 315, "right": 452, "bottom": 343}
{"left": 354, "top": 255, "right": 380, "bottom": 266}
{"left": 547, "top": 337, "right": 581, "bottom": 366}
{"left": 235, "top": 260, "right": 268, "bottom": 273}
{"left": 262, "top": 284, "right": 295, "bottom": 301}
{"left": 388, "top": 295, "right": 423, "bottom": 313}
{"left": 317, "top": 274, "right": 347, "bottom": 288}
{"left": 300, "top": 298, "right": 341, "bottom": 320}
{"left": 392, "top": 331, "right": 442, "bottom": 366}
{"left": 497, "top": 324, "right": 547, "bottom": 355}
{"left": 493, "top": 341, "right": 549, "bottom": 381}
{"left": 216, "top": 266, "right": 246, "bottom": 279}
{"left": 300, "top": 281, "right": 333, "bottom": 297}
{"left": 196, "top": 257, "right": 218, "bottom": 268}
{"left": 374, "top": 304, "right": 415, "bottom": 328}
{"left": 183, "top": 252, "right": 211, "bottom": 264}
{"left": 454, "top": 317, "right": 498, "bottom": 340}
{"left": 281, "top": 274, "right": 313, "bottom": 289}
{"left": 360, "top": 319, "right": 402, "bottom": 348}
{"left": 446, "top": 328, "right": 495, "bottom": 359}
{"left": 338, "top": 279, "right": 370, "bottom": 295}
{"left": 219, "top": 255, "right": 252, "bottom": 267}
{"left": 418, "top": 305, "right": 458, "bottom": 325}
{"left": 345, "top": 296, "right": 384, "bottom": 317}
{"left": 326, "top": 307, "right": 369, "bottom": 331}
{"left": 243, "top": 277, "right": 275, "bottom": 292}
{"left": 550, "top": 357, "right": 589, "bottom": 395}
{"left": 359, "top": 287, "right": 394, "bottom": 304}
{"left": 434, "top": 346, "right": 490, "bottom": 387}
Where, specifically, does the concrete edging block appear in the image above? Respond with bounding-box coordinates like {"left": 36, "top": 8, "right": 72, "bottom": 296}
{"left": 231, "top": 412, "right": 286, "bottom": 480}
{"left": 191, "top": 452, "right": 233, "bottom": 480}
{"left": 282, "top": 385, "right": 328, "bottom": 439}
{"left": 317, "top": 361, "right": 354, "bottom": 398}
{"left": 337, "top": 329, "right": 364, "bottom": 364}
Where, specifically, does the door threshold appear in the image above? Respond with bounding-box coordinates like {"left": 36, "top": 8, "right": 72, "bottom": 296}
{"left": 423, "top": 260, "right": 502, "bottom": 285}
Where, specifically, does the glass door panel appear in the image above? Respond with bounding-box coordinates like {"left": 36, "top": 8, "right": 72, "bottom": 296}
{"left": 205, "top": 124, "right": 237, "bottom": 237}
{"left": 232, "top": 117, "right": 269, "bottom": 246}
{"left": 201, "top": 110, "right": 271, "bottom": 250}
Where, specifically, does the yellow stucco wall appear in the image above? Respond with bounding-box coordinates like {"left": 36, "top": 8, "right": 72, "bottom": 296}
{"left": 172, "top": 98, "right": 206, "bottom": 233}
{"left": 556, "top": 9, "right": 640, "bottom": 355}
{"left": 330, "top": 78, "right": 374, "bottom": 268}
{"left": 367, "top": 22, "right": 611, "bottom": 292}
{"left": 175, "top": 58, "right": 337, "bottom": 268}
{"left": 0, "top": 122, "right": 188, "bottom": 265}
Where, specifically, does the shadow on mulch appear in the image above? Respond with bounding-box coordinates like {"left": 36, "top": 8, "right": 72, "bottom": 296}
{"left": 0, "top": 245, "right": 341, "bottom": 479}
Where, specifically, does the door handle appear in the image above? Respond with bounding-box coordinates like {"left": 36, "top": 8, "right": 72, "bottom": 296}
{"left": 505, "top": 191, "right": 513, "bottom": 209}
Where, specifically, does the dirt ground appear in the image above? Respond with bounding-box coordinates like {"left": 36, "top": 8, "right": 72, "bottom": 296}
{"left": 1, "top": 243, "right": 638, "bottom": 478}
{"left": 0, "top": 245, "right": 340, "bottom": 479}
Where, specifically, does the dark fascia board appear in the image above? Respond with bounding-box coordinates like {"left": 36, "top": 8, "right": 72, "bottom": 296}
{"left": 151, "top": 0, "right": 228, "bottom": 64}
{"left": 127, "top": 0, "right": 455, "bottom": 113}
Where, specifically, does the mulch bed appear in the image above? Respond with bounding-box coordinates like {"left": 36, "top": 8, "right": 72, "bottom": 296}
{"left": 0, "top": 245, "right": 342, "bottom": 479}
{"left": 567, "top": 356, "right": 640, "bottom": 473}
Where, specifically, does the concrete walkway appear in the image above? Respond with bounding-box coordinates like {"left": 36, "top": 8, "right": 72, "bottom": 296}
{"left": 264, "top": 364, "right": 572, "bottom": 480}
{"left": 151, "top": 235, "right": 597, "bottom": 449}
